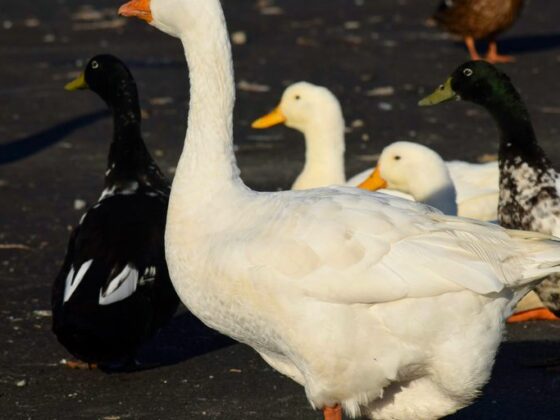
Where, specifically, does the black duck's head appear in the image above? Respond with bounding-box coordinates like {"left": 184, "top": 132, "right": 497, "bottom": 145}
{"left": 419, "top": 61, "right": 518, "bottom": 109}
{"left": 65, "top": 55, "right": 137, "bottom": 105}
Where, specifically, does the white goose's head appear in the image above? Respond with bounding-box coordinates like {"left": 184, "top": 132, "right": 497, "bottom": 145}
{"left": 119, "top": 0, "right": 216, "bottom": 38}
{"left": 359, "top": 142, "right": 457, "bottom": 214}
{"left": 252, "top": 82, "right": 343, "bottom": 134}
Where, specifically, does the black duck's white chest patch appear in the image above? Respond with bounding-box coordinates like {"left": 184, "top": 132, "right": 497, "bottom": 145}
{"left": 499, "top": 159, "right": 560, "bottom": 234}
{"left": 100, "top": 181, "right": 140, "bottom": 200}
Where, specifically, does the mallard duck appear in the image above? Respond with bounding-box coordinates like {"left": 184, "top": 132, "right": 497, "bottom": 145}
{"left": 420, "top": 60, "right": 560, "bottom": 323}
{"left": 433, "top": 0, "right": 525, "bottom": 63}
{"left": 120, "top": 1, "right": 560, "bottom": 419}
{"left": 51, "top": 55, "right": 180, "bottom": 369}
{"left": 252, "top": 82, "right": 499, "bottom": 220}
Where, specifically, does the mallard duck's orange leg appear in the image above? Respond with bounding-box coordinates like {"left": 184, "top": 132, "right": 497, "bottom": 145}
{"left": 324, "top": 405, "right": 342, "bottom": 420}
{"left": 464, "top": 36, "right": 482, "bottom": 61}
{"left": 507, "top": 308, "right": 560, "bottom": 323}
{"left": 64, "top": 360, "right": 98, "bottom": 370}
{"left": 486, "top": 41, "right": 515, "bottom": 63}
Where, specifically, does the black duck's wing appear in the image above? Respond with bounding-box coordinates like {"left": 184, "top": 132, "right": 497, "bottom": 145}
{"left": 52, "top": 194, "right": 178, "bottom": 334}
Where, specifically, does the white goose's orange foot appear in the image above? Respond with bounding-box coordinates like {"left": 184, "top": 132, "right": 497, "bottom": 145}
{"left": 507, "top": 307, "right": 560, "bottom": 323}
{"left": 64, "top": 360, "right": 98, "bottom": 370}
{"left": 323, "top": 405, "right": 342, "bottom": 420}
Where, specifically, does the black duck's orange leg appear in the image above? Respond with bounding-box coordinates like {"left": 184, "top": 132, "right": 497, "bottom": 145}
{"left": 64, "top": 360, "right": 98, "bottom": 370}
{"left": 507, "top": 307, "right": 560, "bottom": 323}
{"left": 324, "top": 405, "right": 342, "bottom": 420}
{"left": 486, "top": 40, "right": 515, "bottom": 63}
{"left": 464, "top": 36, "right": 482, "bottom": 61}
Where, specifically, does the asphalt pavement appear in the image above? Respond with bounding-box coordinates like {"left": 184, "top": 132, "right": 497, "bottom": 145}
{"left": 1, "top": 0, "right": 560, "bottom": 418}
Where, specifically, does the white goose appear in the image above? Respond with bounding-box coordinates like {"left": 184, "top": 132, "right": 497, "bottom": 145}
{"left": 120, "top": 1, "right": 560, "bottom": 419}
{"left": 252, "top": 82, "right": 499, "bottom": 220}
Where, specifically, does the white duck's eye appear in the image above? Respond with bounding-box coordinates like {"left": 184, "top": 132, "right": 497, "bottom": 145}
{"left": 295, "top": 95, "right": 301, "bottom": 100}
{"left": 394, "top": 155, "right": 401, "bottom": 161}
{"left": 463, "top": 68, "right": 473, "bottom": 77}
{"left": 91, "top": 61, "right": 99, "bottom": 69}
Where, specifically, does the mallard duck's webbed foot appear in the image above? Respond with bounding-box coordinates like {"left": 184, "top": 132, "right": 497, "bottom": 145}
{"left": 507, "top": 307, "right": 560, "bottom": 323}
{"left": 464, "top": 36, "right": 482, "bottom": 61}
{"left": 486, "top": 41, "right": 515, "bottom": 63}
{"left": 323, "top": 405, "right": 342, "bottom": 420}
{"left": 64, "top": 360, "right": 98, "bottom": 370}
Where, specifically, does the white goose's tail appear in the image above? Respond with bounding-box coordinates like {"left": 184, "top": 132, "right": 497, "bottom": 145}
{"left": 508, "top": 229, "right": 560, "bottom": 284}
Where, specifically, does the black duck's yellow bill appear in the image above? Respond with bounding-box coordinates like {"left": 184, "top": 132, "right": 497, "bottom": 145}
{"left": 251, "top": 107, "right": 287, "bottom": 129}
{"left": 418, "top": 78, "right": 457, "bottom": 106}
{"left": 65, "top": 73, "right": 88, "bottom": 91}
{"left": 358, "top": 166, "right": 388, "bottom": 191}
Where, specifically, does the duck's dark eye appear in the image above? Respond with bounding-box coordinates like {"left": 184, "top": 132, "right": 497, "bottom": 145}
{"left": 91, "top": 61, "right": 99, "bottom": 70}
{"left": 463, "top": 68, "right": 473, "bottom": 77}
{"left": 438, "top": 84, "right": 445, "bottom": 91}
{"left": 295, "top": 95, "right": 301, "bottom": 100}
{"left": 394, "top": 155, "right": 401, "bottom": 161}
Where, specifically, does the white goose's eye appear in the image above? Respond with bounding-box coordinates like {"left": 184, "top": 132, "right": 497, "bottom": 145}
{"left": 91, "top": 61, "right": 99, "bottom": 69}
{"left": 295, "top": 95, "right": 301, "bottom": 101}
{"left": 463, "top": 68, "right": 473, "bottom": 77}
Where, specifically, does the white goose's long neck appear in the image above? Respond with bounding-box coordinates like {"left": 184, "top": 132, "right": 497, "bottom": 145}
{"left": 173, "top": 6, "right": 243, "bottom": 203}
{"left": 293, "top": 120, "right": 346, "bottom": 190}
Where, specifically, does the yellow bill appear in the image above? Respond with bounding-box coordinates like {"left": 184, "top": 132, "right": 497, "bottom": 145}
{"left": 65, "top": 73, "right": 88, "bottom": 91}
{"left": 357, "top": 166, "right": 388, "bottom": 191}
{"left": 418, "top": 78, "right": 457, "bottom": 107}
{"left": 251, "top": 107, "right": 287, "bottom": 129}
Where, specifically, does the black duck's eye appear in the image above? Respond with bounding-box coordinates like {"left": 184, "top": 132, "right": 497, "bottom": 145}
{"left": 394, "top": 155, "right": 401, "bottom": 161}
{"left": 295, "top": 95, "right": 301, "bottom": 100}
{"left": 463, "top": 68, "right": 473, "bottom": 77}
{"left": 91, "top": 61, "right": 99, "bottom": 69}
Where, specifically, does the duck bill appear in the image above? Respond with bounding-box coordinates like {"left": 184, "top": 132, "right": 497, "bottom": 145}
{"left": 65, "top": 73, "right": 88, "bottom": 91}
{"left": 418, "top": 78, "right": 458, "bottom": 106}
{"left": 251, "top": 107, "right": 287, "bottom": 129}
{"left": 357, "top": 167, "right": 388, "bottom": 191}
{"left": 118, "top": 0, "right": 153, "bottom": 23}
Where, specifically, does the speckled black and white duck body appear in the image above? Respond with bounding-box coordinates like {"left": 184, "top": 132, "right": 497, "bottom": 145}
{"left": 52, "top": 55, "right": 180, "bottom": 368}
{"left": 421, "top": 60, "right": 560, "bottom": 317}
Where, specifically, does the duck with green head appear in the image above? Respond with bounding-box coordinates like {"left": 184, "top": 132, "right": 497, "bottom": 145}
{"left": 420, "top": 60, "right": 560, "bottom": 322}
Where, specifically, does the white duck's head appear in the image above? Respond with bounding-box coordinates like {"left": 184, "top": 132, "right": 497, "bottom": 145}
{"left": 359, "top": 141, "right": 458, "bottom": 215}
{"left": 252, "top": 82, "right": 344, "bottom": 134}
{"left": 119, "top": 0, "right": 220, "bottom": 38}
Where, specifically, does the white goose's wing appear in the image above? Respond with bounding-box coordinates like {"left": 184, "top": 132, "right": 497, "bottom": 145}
{"left": 231, "top": 187, "right": 549, "bottom": 306}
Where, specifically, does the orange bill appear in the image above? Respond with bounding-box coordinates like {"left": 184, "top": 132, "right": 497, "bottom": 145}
{"left": 357, "top": 166, "right": 387, "bottom": 191}
{"left": 119, "top": 0, "right": 153, "bottom": 23}
{"left": 251, "top": 107, "right": 287, "bottom": 129}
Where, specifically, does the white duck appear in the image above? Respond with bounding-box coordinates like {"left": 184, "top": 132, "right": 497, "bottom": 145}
{"left": 358, "top": 141, "right": 546, "bottom": 316}
{"left": 120, "top": 1, "right": 560, "bottom": 419}
{"left": 252, "top": 82, "right": 499, "bottom": 220}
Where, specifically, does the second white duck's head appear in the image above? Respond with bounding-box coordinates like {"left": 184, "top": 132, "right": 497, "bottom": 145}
{"left": 359, "top": 142, "right": 458, "bottom": 215}
{"left": 252, "top": 82, "right": 344, "bottom": 134}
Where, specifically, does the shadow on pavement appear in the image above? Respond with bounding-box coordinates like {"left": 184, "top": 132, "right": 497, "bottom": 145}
{"left": 0, "top": 110, "right": 109, "bottom": 165}
{"left": 450, "top": 340, "right": 560, "bottom": 419}
{"left": 129, "top": 310, "right": 235, "bottom": 372}
{"left": 500, "top": 33, "right": 560, "bottom": 55}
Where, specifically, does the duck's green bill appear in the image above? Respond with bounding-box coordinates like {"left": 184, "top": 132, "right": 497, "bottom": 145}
{"left": 418, "top": 78, "right": 457, "bottom": 107}
{"left": 65, "top": 73, "right": 88, "bottom": 91}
